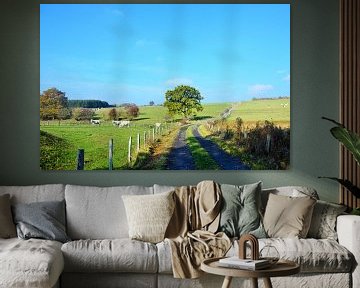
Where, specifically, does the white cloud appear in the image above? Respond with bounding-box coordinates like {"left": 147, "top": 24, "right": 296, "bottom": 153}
{"left": 165, "top": 78, "right": 193, "bottom": 87}
{"left": 111, "top": 9, "right": 124, "bottom": 17}
{"left": 135, "top": 39, "right": 156, "bottom": 48}
{"left": 283, "top": 74, "right": 290, "bottom": 81}
{"left": 248, "top": 84, "right": 274, "bottom": 95}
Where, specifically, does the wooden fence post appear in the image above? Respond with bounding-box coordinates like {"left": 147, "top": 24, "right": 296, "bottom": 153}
{"left": 77, "top": 149, "right": 84, "bottom": 170}
{"left": 143, "top": 131, "right": 147, "bottom": 147}
{"left": 137, "top": 133, "right": 140, "bottom": 152}
{"left": 109, "top": 138, "right": 113, "bottom": 170}
{"left": 128, "top": 136, "right": 132, "bottom": 163}
{"left": 152, "top": 128, "right": 155, "bottom": 141}
{"left": 266, "top": 134, "right": 271, "bottom": 154}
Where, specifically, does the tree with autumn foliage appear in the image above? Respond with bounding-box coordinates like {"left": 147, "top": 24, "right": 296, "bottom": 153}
{"left": 40, "top": 88, "right": 70, "bottom": 120}
{"left": 125, "top": 104, "right": 140, "bottom": 119}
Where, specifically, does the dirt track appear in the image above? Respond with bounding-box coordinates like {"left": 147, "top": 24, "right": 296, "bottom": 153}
{"left": 166, "top": 125, "right": 249, "bottom": 170}
{"left": 166, "top": 126, "right": 195, "bottom": 170}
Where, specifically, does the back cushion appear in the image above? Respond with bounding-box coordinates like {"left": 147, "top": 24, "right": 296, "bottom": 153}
{"left": 65, "top": 185, "right": 153, "bottom": 239}
{"left": 261, "top": 186, "right": 319, "bottom": 213}
{"left": 153, "top": 184, "right": 176, "bottom": 194}
{"left": 0, "top": 184, "right": 65, "bottom": 204}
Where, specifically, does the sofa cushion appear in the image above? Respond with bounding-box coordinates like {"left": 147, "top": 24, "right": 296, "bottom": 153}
{"left": 65, "top": 185, "right": 153, "bottom": 239}
{"left": 0, "top": 238, "right": 64, "bottom": 288}
{"left": 158, "top": 237, "right": 353, "bottom": 274}
{"left": 0, "top": 194, "right": 16, "bottom": 238}
{"left": 0, "top": 184, "right": 65, "bottom": 204}
{"left": 122, "top": 191, "right": 175, "bottom": 243}
{"left": 261, "top": 186, "right": 319, "bottom": 213}
{"left": 61, "top": 239, "right": 158, "bottom": 273}
{"left": 233, "top": 238, "right": 353, "bottom": 273}
{"left": 307, "top": 200, "right": 347, "bottom": 240}
{"left": 218, "top": 182, "right": 266, "bottom": 238}
{"left": 12, "top": 200, "right": 70, "bottom": 243}
{"left": 263, "top": 193, "right": 316, "bottom": 238}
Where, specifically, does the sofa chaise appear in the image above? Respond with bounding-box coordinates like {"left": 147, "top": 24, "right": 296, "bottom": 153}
{"left": 0, "top": 183, "right": 359, "bottom": 288}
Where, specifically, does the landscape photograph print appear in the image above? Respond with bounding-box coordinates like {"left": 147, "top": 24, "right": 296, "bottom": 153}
{"left": 40, "top": 4, "right": 290, "bottom": 171}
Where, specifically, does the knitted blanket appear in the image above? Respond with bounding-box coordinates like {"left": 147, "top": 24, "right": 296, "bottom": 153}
{"left": 165, "top": 180, "right": 231, "bottom": 278}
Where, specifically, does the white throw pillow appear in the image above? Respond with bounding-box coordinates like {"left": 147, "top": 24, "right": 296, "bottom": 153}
{"left": 122, "top": 191, "right": 175, "bottom": 243}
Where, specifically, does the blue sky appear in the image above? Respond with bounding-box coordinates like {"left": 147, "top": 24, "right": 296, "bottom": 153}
{"left": 40, "top": 4, "right": 290, "bottom": 105}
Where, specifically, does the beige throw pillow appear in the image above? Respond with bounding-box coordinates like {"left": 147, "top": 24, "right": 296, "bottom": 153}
{"left": 122, "top": 191, "right": 175, "bottom": 243}
{"left": 263, "top": 193, "right": 316, "bottom": 238}
{"left": 0, "top": 194, "right": 17, "bottom": 238}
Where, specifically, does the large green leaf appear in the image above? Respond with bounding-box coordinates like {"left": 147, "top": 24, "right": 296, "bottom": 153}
{"left": 318, "top": 177, "right": 360, "bottom": 199}
{"left": 322, "top": 117, "right": 360, "bottom": 165}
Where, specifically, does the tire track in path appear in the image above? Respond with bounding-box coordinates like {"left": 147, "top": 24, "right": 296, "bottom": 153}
{"left": 192, "top": 125, "right": 250, "bottom": 170}
{"left": 166, "top": 125, "right": 195, "bottom": 170}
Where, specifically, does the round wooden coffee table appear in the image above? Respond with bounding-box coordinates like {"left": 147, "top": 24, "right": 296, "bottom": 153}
{"left": 201, "top": 257, "right": 300, "bottom": 288}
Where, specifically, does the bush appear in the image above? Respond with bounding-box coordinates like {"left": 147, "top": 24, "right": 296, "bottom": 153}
{"left": 72, "top": 108, "right": 95, "bottom": 121}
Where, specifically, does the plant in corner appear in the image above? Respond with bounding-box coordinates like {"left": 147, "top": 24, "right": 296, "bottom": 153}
{"left": 320, "top": 117, "right": 360, "bottom": 215}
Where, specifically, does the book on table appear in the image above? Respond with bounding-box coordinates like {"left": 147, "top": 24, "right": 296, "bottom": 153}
{"left": 218, "top": 257, "right": 271, "bottom": 270}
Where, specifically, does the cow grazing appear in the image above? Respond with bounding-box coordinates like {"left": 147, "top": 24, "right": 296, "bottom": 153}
{"left": 112, "top": 120, "right": 121, "bottom": 126}
{"left": 90, "top": 119, "right": 100, "bottom": 125}
{"left": 118, "top": 120, "right": 130, "bottom": 128}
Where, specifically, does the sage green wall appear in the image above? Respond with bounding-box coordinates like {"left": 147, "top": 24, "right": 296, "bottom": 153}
{"left": 0, "top": 0, "right": 340, "bottom": 202}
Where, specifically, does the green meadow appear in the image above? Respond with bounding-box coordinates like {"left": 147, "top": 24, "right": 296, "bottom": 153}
{"left": 40, "top": 98, "right": 290, "bottom": 170}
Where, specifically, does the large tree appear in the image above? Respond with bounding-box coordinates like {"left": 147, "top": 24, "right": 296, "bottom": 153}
{"left": 164, "top": 85, "right": 203, "bottom": 119}
{"left": 40, "top": 88, "right": 69, "bottom": 120}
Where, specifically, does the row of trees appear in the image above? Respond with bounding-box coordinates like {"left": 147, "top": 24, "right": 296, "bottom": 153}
{"left": 40, "top": 85, "right": 205, "bottom": 122}
{"left": 40, "top": 88, "right": 140, "bottom": 121}
{"left": 68, "top": 100, "right": 113, "bottom": 109}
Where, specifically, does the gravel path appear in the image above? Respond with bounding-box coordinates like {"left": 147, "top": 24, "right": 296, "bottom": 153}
{"left": 166, "top": 125, "right": 196, "bottom": 170}
{"left": 192, "top": 126, "right": 250, "bottom": 170}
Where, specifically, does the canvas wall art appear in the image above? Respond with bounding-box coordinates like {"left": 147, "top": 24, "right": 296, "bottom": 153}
{"left": 40, "top": 4, "right": 290, "bottom": 170}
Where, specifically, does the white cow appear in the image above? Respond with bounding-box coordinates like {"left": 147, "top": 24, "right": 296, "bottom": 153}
{"left": 90, "top": 119, "right": 100, "bottom": 125}
{"left": 118, "top": 120, "right": 130, "bottom": 128}
{"left": 112, "top": 120, "right": 121, "bottom": 126}
{"left": 154, "top": 122, "right": 161, "bottom": 132}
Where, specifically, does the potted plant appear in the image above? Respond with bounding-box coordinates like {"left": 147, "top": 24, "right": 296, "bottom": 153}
{"left": 320, "top": 117, "right": 360, "bottom": 215}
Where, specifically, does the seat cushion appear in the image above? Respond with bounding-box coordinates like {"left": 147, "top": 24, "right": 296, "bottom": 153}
{"left": 61, "top": 239, "right": 158, "bottom": 273}
{"left": 0, "top": 238, "right": 64, "bottom": 288}
{"left": 228, "top": 238, "right": 354, "bottom": 273}
{"left": 157, "top": 238, "right": 354, "bottom": 274}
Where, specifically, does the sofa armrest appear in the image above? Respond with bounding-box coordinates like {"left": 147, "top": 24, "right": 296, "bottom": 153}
{"left": 337, "top": 215, "right": 360, "bottom": 288}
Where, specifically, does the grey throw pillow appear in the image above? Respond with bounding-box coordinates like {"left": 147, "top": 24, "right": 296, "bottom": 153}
{"left": 307, "top": 200, "right": 347, "bottom": 240}
{"left": 0, "top": 194, "right": 17, "bottom": 238}
{"left": 218, "top": 182, "right": 266, "bottom": 238}
{"left": 12, "top": 200, "right": 70, "bottom": 243}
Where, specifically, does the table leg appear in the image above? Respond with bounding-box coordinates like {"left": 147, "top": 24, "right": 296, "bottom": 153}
{"left": 263, "top": 277, "right": 273, "bottom": 288}
{"left": 221, "top": 276, "right": 233, "bottom": 288}
{"left": 251, "top": 278, "right": 258, "bottom": 288}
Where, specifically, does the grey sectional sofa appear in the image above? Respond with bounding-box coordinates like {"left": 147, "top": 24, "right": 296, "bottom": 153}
{"left": 0, "top": 184, "right": 359, "bottom": 288}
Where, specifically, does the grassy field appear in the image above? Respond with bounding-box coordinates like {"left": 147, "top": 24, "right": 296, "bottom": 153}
{"left": 40, "top": 98, "right": 290, "bottom": 170}
{"left": 40, "top": 125, "right": 171, "bottom": 170}
{"left": 229, "top": 98, "right": 290, "bottom": 126}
